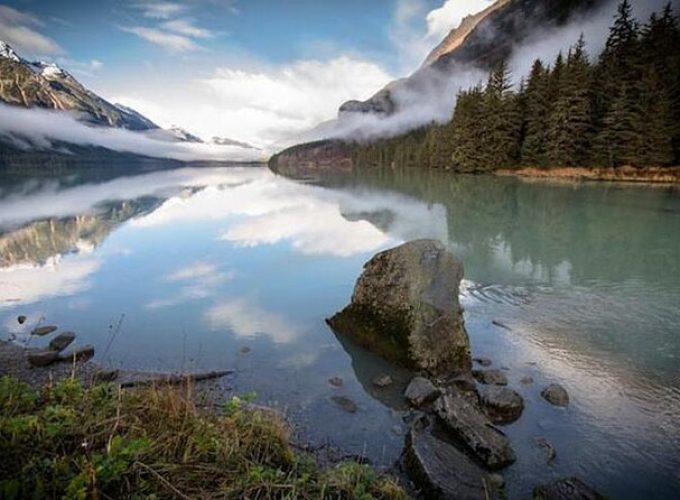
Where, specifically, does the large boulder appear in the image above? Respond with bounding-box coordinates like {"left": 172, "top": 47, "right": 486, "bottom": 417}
{"left": 405, "top": 419, "right": 504, "bottom": 500}
{"left": 541, "top": 383, "right": 570, "bottom": 407}
{"left": 434, "top": 393, "right": 516, "bottom": 470}
{"left": 479, "top": 386, "right": 525, "bottom": 425}
{"left": 327, "top": 240, "right": 471, "bottom": 376}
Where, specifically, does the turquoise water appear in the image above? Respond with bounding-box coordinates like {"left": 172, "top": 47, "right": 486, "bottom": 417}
{"left": 0, "top": 166, "right": 678, "bottom": 498}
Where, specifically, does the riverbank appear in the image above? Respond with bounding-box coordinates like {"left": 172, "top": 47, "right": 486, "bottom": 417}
{"left": 496, "top": 166, "right": 680, "bottom": 184}
{"left": 0, "top": 340, "right": 405, "bottom": 499}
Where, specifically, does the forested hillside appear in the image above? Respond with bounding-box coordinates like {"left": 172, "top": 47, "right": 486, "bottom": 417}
{"left": 351, "top": 1, "right": 680, "bottom": 171}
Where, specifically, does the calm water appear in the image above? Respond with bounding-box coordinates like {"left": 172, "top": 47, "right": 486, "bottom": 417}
{"left": 1, "top": 165, "right": 679, "bottom": 498}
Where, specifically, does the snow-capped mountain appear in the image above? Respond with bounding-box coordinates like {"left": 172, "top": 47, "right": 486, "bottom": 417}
{"left": 0, "top": 40, "right": 158, "bottom": 131}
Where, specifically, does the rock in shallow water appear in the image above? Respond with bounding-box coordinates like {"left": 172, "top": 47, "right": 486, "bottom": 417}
{"left": 533, "top": 477, "right": 605, "bottom": 499}
{"left": 31, "top": 325, "right": 58, "bottom": 336}
{"left": 59, "top": 345, "right": 95, "bottom": 363}
{"left": 328, "top": 376, "right": 343, "bottom": 387}
{"left": 404, "top": 377, "right": 440, "bottom": 408}
{"left": 331, "top": 395, "right": 357, "bottom": 413}
{"left": 28, "top": 350, "right": 60, "bottom": 367}
{"left": 405, "top": 420, "right": 504, "bottom": 499}
{"left": 473, "top": 369, "right": 508, "bottom": 386}
{"left": 327, "top": 239, "right": 471, "bottom": 376}
{"left": 372, "top": 374, "right": 393, "bottom": 388}
{"left": 17, "top": 315, "right": 26, "bottom": 325}
{"left": 479, "top": 386, "right": 524, "bottom": 425}
{"left": 434, "top": 393, "right": 516, "bottom": 470}
{"left": 541, "top": 383, "right": 570, "bottom": 407}
{"left": 48, "top": 331, "right": 76, "bottom": 352}
{"left": 473, "top": 357, "right": 492, "bottom": 367}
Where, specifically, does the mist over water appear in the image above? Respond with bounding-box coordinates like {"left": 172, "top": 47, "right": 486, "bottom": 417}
{"left": 0, "top": 165, "right": 679, "bottom": 498}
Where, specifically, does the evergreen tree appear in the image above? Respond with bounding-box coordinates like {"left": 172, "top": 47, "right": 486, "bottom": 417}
{"left": 521, "top": 59, "right": 551, "bottom": 166}
{"left": 547, "top": 35, "right": 594, "bottom": 166}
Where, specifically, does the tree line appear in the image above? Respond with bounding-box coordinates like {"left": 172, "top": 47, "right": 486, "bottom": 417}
{"left": 351, "top": 1, "right": 680, "bottom": 171}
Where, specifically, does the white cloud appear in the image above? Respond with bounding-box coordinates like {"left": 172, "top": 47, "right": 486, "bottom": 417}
{"left": 162, "top": 19, "right": 215, "bottom": 39}
{"left": 0, "top": 103, "right": 264, "bottom": 162}
{"left": 0, "top": 256, "right": 101, "bottom": 308}
{"left": 120, "top": 26, "right": 202, "bottom": 51}
{"left": 0, "top": 6, "right": 63, "bottom": 56}
{"left": 204, "top": 298, "right": 300, "bottom": 344}
{"left": 114, "top": 56, "right": 393, "bottom": 145}
{"left": 135, "top": 1, "right": 187, "bottom": 19}
{"left": 425, "top": 0, "right": 494, "bottom": 40}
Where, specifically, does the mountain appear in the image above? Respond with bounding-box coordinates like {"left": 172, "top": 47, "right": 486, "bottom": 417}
{"left": 0, "top": 41, "right": 158, "bottom": 131}
{"left": 339, "top": 0, "right": 602, "bottom": 117}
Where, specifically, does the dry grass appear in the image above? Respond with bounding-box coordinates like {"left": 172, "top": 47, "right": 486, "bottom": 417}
{"left": 0, "top": 375, "right": 405, "bottom": 499}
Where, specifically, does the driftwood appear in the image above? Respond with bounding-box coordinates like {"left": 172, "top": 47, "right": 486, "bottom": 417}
{"left": 119, "top": 370, "right": 233, "bottom": 389}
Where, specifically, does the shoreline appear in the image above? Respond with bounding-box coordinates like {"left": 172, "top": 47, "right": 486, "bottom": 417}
{"left": 494, "top": 166, "right": 680, "bottom": 185}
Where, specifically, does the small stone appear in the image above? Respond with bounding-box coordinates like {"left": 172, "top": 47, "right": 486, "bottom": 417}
{"left": 240, "top": 346, "right": 251, "bottom": 354}
{"left": 521, "top": 376, "right": 534, "bottom": 385}
{"left": 372, "top": 374, "right": 393, "bottom": 388}
{"left": 473, "top": 357, "right": 492, "bottom": 367}
{"left": 59, "top": 345, "right": 95, "bottom": 363}
{"left": 331, "top": 395, "right": 357, "bottom": 413}
{"left": 391, "top": 425, "right": 402, "bottom": 436}
{"left": 28, "top": 350, "right": 60, "bottom": 367}
{"left": 492, "top": 320, "right": 512, "bottom": 331}
{"left": 31, "top": 325, "right": 58, "bottom": 336}
{"left": 404, "top": 377, "right": 440, "bottom": 408}
{"left": 473, "top": 369, "right": 508, "bottom": 386}
{"left": 17, "top": 315, "right": 26, "bottom": 325}
{"left": 48, "top": 331, "right": 76, "bottom": 352}
{"left": 329, "top": 376, "right": 344, "bottom": 387}
{"left": 447, "top": 372, "right": 477, "bottom": 392}
{"left": 533, "top": 477, "right": 605, "bottom": 500}
{"left": 541, "top": 383, "right": 570, "bottom": 407}
{"left": 479, "top": 386, "right": 525, "bottom": 425}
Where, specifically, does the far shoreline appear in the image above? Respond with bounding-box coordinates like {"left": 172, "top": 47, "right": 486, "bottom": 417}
{"left": 495, "top": 165, "right": 680, "bottom": 185}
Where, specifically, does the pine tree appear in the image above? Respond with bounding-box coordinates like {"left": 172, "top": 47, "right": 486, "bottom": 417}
{"left": 635, "top": 67, "right": 674, "bottom": 166}
{"left": 451, "top": 86, "right": 486, "bottom": 171}
{"left": 547, "top": 35, "right": 594, "bottom": 166}
{"left": 521, "top": 59, "right": 551, "bottom": 166}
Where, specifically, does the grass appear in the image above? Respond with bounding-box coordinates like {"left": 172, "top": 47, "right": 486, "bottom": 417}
{"left": 0, "top": 375, "right": 405, "bottom": 499}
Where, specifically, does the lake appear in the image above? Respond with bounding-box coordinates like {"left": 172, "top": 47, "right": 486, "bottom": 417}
{"left": 1, "top": 165, "right": 679, "bottom": 498}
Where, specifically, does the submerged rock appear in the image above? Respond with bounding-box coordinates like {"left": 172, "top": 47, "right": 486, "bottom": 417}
{"left": 473, "top": 369, "right": 508, "bottom": 386}
{"left": 372, "top": 374, "right": 393, "bottom": 388}
{"left": 520, "top": 376, "right": 534, "bottom": 385}
{"left": 328, "top": 376, "right": 344, "bottom": 387}
{"left": 331, "top": 395, "right": 357, "bottom": 413}
{"left": 31, "top": 325, "right": 58, "bottom": 336}
{"left": 404, "top": 377, "right": 440, "bottom": 408}
{"left": 59, "top": 345, "right": 95, "bottom": 363}
{"left": 479, "top": 386, "right": 524, "bottom": 425}
{"left": 533, "top": 477, "right": 605, "bottom": 499}
{"left": 327, "top": 240, "right": 471, "bottom": 376}
{"left": 28, "top": 350, "right": 60, "bottom": 367}
{"left": 473, "top": 357, "right": 492, "bottom": 367}
{"left": 541, "top": 383, "right": 570, "bottom": 407}
{"left": 536, "top": 437, "right": 557, "bottom": 464}
{"left": 405, "top": 419, "right": 504, "bottom": 499}
{"left": 48, "top": 331, "right": 76, "bottom": 352}
{"left": 434, "top": 393, "right": 516, "bottom": 470}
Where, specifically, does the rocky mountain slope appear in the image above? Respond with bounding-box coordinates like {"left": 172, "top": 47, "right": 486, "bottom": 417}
{"left": 0, "top": 41, "right": 158, "bottom": 131}
{"left": 339, "top": 0, "right": 603, "bottom": 116}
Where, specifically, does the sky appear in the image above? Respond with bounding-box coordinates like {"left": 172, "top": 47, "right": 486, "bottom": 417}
{"left": 0, "top": 0, "right": 495, "bottom": 147}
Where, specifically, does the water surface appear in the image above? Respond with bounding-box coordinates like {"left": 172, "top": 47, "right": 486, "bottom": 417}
{"left": 1, "top": 166, "right": 678, "bottom": 498}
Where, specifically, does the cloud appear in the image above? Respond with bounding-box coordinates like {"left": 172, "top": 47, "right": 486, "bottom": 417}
{"left": 113, "top": 56, "right": 393, "bottom": 146}
{"left": 0, "top": 6, "right": 63, "bottom": 56}
{"left": 135, "top": 1, "right": 187, "bottom": 19}
{"left": 425, "top": 0, "right": 494, "bottom": 40}
{"left": 0, "top": 103, "right": 264, "bottom": 163}
{"left": 120, "top": 26, "right": 202, "bottom": 51}
{"left": 0, "top": 256, "right": 101, "bottom": 308}
{"left": 204, "top": 298, "right": 301, "bottom": 344}
{"left": 162, "top": 19, "right": 215, "bottom": 39}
